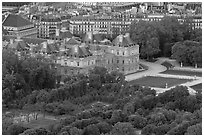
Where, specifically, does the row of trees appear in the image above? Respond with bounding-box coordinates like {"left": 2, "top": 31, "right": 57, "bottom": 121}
{"left": 2, "top": 49, "right": 58, "bottom": 107}
{"left": 171, "top": 40, "right": 202, "bottom": 67}
{"left": 2, "top": 48, "right": 202, "bottom": 135}
{"left": 3, "top": 67, "right": 202, "bottom": 134}
{"left": 129, "top": 16, "right": 202, "bottom": 63}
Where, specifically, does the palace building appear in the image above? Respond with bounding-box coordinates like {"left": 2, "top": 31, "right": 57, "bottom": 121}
{"left": 57, "top": 32, "right": 140, "bottom": 76}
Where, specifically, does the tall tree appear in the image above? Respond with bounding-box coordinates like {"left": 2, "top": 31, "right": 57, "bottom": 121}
{"left": 129, "top": 20, "right": 160, "bottom": 60}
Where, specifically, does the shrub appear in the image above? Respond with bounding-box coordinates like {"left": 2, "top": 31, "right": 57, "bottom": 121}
{"left": 6, "top": 124, "right": 28, "bottom": 135}
{"left": 110, "top": 122, "right": 135, "bottom": 135}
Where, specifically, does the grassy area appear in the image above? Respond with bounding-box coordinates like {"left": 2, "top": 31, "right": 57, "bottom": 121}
{"left": 129, "top": 76, "right": 192, "bottom": 88}
{"left": 22, "top": 117, "right": 59, "bottom": 129}
{"left": 160, "top": 69, "right": 202, "bottom": 77}
{"left": 190, "top": 83, "right": 202, "bottom": 93}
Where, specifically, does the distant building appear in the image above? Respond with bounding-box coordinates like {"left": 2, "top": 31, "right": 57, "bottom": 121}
{"left": 2, "top": 14, "right": 37, "bottom": 38}
{"left": 29, "top": 14, "right": 71, "bottom": 39}
{"left": 57, "top": 32, "right": 140, "bottom": 76}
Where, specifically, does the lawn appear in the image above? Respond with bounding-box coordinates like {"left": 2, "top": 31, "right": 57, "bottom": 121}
{"left": 129, "top": 76, "right": 192, "bottom": 88}
{"left": 160, "top": 69, "right": 202, "bottom": 77}
{"left": 190, "top": 83, "right": 202, "bottom": 93}
{"left": 22, "top": 117, "right": 59, "bottom": 129}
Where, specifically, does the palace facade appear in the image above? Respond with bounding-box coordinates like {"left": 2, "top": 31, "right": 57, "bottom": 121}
{"left": 57, "top": 32, "right": 140, "bottom": 76}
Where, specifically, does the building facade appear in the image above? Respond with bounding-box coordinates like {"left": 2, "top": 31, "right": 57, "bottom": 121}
{"left": 69, "top": 13, "right": 202, "bottom": 37}
{"left": 57, "top": 33, "right": 140, "bottom": 76}
{"left": 3, "top": 14, "right": 37, "bottom": 38}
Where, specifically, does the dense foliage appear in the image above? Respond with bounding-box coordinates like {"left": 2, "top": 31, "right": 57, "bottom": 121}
{"left": 129, "top": 16, "right": 202, "bottom": 65}
{"left": 2, "top": 53, "right": 202, "bottom": 135}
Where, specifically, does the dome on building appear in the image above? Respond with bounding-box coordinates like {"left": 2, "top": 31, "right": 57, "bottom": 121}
{"left": 83, "top": 32, "right": 103, "bottom": 43}
{"left": 112, "top": 33, "right": 134, "bottom": 47}
{"left": 65, "top": 45, "right": 92, "bottom": 58}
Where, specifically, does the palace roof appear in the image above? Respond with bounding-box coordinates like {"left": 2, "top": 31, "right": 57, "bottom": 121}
{"left": 65, "top": 45, "right": 92, "bottom": 58}
{"left": 112, "top": 33, "right": 134, "bottom": 47}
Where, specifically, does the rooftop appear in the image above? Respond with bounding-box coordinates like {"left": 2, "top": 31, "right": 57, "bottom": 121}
{"left": 3, "top": 14, "right": 33, "bottom": 27}
{"left": 66, "top": 45, "right": 92, "bottom": 58}
{"left": 112, "top": 33, "right": 134, "bottom": 47}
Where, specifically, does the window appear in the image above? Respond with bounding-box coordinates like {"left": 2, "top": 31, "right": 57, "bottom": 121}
{"left": 122, "top": 67, "right": 124, "bottom": 71}
{"left": 122, "top": 52, "right": 125, "bottom": 55}
{"left": 122, "top": 60, "right": 124, "bottom": 64}
{"left": 117, "top": 51, "right": 119, "bottom": 55}
{"left": 77, "top": 62, "right": 79, "bottom": 66}
{"left": 117, "top": 60, "right": 119, "bottom": 63}
{"left": 64, "top": 69, "right": 67, "bottom": 74}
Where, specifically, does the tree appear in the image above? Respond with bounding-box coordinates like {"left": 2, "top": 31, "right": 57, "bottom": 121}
{"left": 2, "top": 116, "right": 14, "bottom": 135}
{"left": 60, "top": 116, "right": 76, "bottom": 126}
{"left": 96, "top": 122, "right": 112, "bottom": 134}
{"left": 155, "top": 124, "right": 171, "bottom": 135}
{"left": 77, "top": 111, "right": 92, "bottom": 120}
{"left": 141, "top": 124, "right": 157, "bottom": 135}
{"left": 21, "top": 128, "right": 50, "bottom": 135}
{"left": 160, "top": 16, "right": 184, "bottom": 42}
{"left": 89, "top": 66, "right": 108, "bottom": 83}
{"left": 148, "top": 113, "right": 167, "bottom": 126}
{"left": 185, "top": 123, "right": 202, "bottom": 135}
{"left": 69, "top": 127, "right": 83, "bottom": 135}
{"left": 171, "top": 40, "right": 201, "bottom": 67}
{"left": 110, "top": 122, "right": 135, "bottom": 135}
{"left": 2, "top": 88, "right": 13, "bottom": 107}
{"left": 109, "top": 110, "right": 123, "bottom": 125}
{"left": 142, "top": 95, "right": 157, "bottom": 110}
{"left": 158, "top": 86, "right": 189, "bottom": 104}
{"left": 129, "top": 20, "right": 160, "bottom": 60}
{"left": 84, "top": 124, "right": 100, "bottom": 135}
{"left": 6, "top": 124, "right": 28, "bottom": 135}
{"left": 128, "top": 114, "right": 147, "bottom": 129}
{"left": 167, "top": 121, "right": 191, "bottom": 135}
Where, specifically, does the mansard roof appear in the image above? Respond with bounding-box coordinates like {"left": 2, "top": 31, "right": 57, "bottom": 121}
{"left": 83, "top": 32, "right": 103, "bottom": 43}
{"left": 2, "top": 35, "right": 47, "bottom": 45}
{"left": 7, "top": 38, "right": 30, "bottom": 51}
{"left": 112, "top": 33, "right": 134, "bottom": 47}
{"left": 66, "top": 37, "right": 81, "bottom": 45}
{"left": 3, "top": 14, "right": 33, "bottom": 27}
{"left": 65, "top": 45, "right": 92, "bottom": 58}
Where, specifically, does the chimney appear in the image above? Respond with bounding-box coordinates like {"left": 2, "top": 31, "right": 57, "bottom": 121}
{"left": 43, "top": 42, "right": 47, "bottom": 49}
{"left": 87, "top": 32, "right": 92, "bottom": 40}
{"left": 56, "top": 29, "right": 60, "bottom": 36}
{"left": 124, "top": 33, "right": 130, "bottom": 38}
{"left": 119, "top": 35, "right": 123, "bottom": 43}
{"left": 10, "top": 39, "right": 14, "bottom": 44}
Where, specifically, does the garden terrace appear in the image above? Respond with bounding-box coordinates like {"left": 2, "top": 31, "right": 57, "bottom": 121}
{"left": 129, "top": 76, "right": 192, "bottom": 88}
{"left": 160, "top": 69, "right": 202, "bottom": 77}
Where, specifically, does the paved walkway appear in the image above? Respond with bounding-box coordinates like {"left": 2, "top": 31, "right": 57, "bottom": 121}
{"left": 125, "top": 58, "right": 202, "bottom": 95}
{"left": 125, "top": 60, "right": 167, "bottom": 81}
{"left": 156, "top": 57, "right": 202, "bottom": 72}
